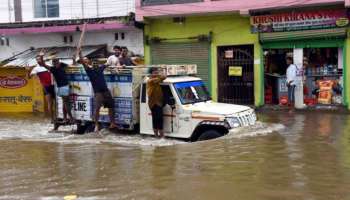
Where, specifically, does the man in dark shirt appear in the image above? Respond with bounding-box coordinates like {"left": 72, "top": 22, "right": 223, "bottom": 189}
{"left": 119, "top": 47, "right": 137, "bottom": 66}
{"left": 78, "top": 51, "right": 118, "bottom": 131}
{"left": 42, "top": 57, "right": 74, "bottom": 124}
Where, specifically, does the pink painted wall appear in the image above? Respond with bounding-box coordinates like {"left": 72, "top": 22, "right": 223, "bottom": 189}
{"left": 136, "top": 0, "right": 345, "bottom": 21}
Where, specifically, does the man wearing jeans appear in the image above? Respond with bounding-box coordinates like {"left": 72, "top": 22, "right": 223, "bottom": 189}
{"left": 286, "top": 56, "right": 297, "bottom": 108}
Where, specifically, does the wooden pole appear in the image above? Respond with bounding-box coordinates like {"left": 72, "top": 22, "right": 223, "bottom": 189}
{"left": 75, "top": 22, "right": 87, "bottom": 60}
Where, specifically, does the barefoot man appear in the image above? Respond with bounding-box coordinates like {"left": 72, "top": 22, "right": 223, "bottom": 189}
{"left": 147, "top": 67, "right": 166, "bottom": 138}
{"left": 78, "top": 50, "right": 118, "bottom": 131}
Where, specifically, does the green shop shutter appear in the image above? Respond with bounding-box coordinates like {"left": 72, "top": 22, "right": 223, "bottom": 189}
{"left": 260, "top": 28, "right": 347, "bottom": 42}
{"left": 150, "top": 42, "right": 210, "bottom": 86}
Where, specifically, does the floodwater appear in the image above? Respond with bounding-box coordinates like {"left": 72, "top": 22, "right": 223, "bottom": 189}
{"left": 0, "top": 112, "right": 350, "bottom": 200}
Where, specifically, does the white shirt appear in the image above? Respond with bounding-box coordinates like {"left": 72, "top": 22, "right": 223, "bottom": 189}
{"left": 106, "top": 55, "right": 120, "bottom": 67}
{"left": 286, "top": 64, "right": 297, "bottom": 86}
{"left": 30, "top": 65, "right": 49, "bottom": 75}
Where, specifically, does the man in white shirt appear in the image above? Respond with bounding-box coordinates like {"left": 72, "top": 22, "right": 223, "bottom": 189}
{"left": 106, "top": 46, "right": 121, "bottom": 67}
{"left": 286, "top": 56, "right": 297, "bottom": 107}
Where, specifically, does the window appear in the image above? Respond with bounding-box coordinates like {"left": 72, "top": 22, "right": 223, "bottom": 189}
{"left": 141, "top": 84, "right": 146, "bottom": 103}
{"left": 0, "top": 37, "right": 9, "bottom": 46}
{"left": 34, "top": 0, "right": 59, "bottom": 18}
{"left": 114, "top": 33, "right": 125, "bottom": 41}
{"left": 174, "top": 81, "right": 211, "bottom": 104}
{"left": 161, "top": 85, "right": 174, "bottom": 106}
{"left": 63, "top": 35, "right": 74, "bottom": 43}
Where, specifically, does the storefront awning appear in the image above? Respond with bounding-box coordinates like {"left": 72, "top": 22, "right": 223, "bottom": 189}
{"left": 259, "top": 28, "right": 348, "bottom": 43}
{"left": 2, "top": 45, "right": 106, "bottom": 68}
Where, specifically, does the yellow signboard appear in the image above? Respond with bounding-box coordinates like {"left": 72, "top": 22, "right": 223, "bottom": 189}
{"left": 228, "top": 66, "right": 242, "bottom": 76}
{"left": 0, "top": 68, "right": 44, "bottom": 112}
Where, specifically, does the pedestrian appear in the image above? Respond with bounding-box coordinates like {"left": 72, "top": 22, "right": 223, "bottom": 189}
{"left": 78, "top": 49, "right": 118, "bottom": 131}
{"left": 147, "top": 67, "right": 166, "bottom": 138}
{"left": 29, "top": 54, "right": 55, "bottom": 123}
{"left": 41, "top": 56, "right": 74, "bottom": 124}
{"left": 106, "top": 46, "right": 121, "bottom": 67}
{"left": 286, "top": 56, "right": 297, "bottom": 110}
{"left": 119, "top": 47, "right": 137, "bottom": 66}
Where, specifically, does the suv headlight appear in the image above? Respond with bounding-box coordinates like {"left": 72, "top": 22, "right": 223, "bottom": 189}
{"left": 225, "top": 117, "right": 240, "bottom": 128}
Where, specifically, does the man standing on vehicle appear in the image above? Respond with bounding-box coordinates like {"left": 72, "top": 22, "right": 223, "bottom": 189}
{"left": 29, "top": 54, "right": 55, "bottom": 122}
{"left": 147, "top": 67, "right": 166, "bottom": 138}
{"left": 286, "top": 56, "right": 297, "bottom": 110}
{"left": 119, "top": 47, "right": 137, "bottom": 66}
{"left": 78, "top": 49, "right": 118, "bottom": 131}
{"left": 41, "top": 56, "right": 74, "bottom": 124}
{"left": 106, "top": 46, "right": 121, "bottom": 67}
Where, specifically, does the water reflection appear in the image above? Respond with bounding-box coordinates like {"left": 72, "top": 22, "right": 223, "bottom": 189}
{"left": 0, "top": 112, "right": 350, "bottom": 199}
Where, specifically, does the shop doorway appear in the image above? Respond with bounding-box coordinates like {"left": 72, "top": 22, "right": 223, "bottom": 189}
{"left": 264, "top": 47, "right": 343, "bottom": 106}
{"left": 217, "top": 45, "right": 254, "bottom": 105}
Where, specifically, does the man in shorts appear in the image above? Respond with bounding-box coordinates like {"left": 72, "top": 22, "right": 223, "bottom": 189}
{"left": 78, "top": 50, "right": 118, "bottom": 131}
{"left": 41, "top": 56, "right": 74, "bottom": 124}
{"left": 147, "top": 67, "right": 166, "bottom": 138}
{"left": 29, "top": 55, "right": 55, "bottom": 122}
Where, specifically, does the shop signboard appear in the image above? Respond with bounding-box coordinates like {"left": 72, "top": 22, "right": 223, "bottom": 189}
{"left": 228, "top": 66, "right": 242, "bottom": 76}
{"left": 251, "top": 10, "right": 349, "bottom": 33}
{"left": 0, "top": 76, "right": 27, "bottom": 89}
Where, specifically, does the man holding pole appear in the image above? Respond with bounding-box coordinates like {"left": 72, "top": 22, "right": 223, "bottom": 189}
{"left": 78, "top": 50, "right": 118, "bottom": 131}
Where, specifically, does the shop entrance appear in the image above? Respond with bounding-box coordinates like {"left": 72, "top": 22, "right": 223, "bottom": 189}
{"left": 217, "top": 45, "right": 254, "bottom": 105}
{"left": 264, "top": 47, "right": 343, "bottom": 106}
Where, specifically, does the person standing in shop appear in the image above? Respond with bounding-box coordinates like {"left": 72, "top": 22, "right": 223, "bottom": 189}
{"left": 286, "top": 56, "right": 297, "bottom": 109}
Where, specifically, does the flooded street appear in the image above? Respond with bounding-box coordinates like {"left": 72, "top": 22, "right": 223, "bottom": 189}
{"left": 1, "top": 112, "right": 350, "bottom": 200}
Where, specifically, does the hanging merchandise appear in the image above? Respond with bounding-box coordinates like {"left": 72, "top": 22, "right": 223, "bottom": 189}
{"left": 317, "top": 80, "right": 334, "bottom": 104}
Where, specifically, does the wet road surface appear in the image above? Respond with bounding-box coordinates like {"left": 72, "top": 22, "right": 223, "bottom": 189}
{"left": 0, "top": 112, "right": 350, "bottom": 200}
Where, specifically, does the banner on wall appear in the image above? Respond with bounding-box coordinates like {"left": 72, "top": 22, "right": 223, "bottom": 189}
{"left": 251, "top": 9, "right": 349, "bottom": 33}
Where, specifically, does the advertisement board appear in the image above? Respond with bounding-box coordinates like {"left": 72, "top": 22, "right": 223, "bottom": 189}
{"left": 57, "top": 96, "right": 93, "bottom": 121}
{"left": 0, "top": 68, "right": 44, "bottom": 112}
{"left": 99, "top": 97, "right": 133, "bottom": 125}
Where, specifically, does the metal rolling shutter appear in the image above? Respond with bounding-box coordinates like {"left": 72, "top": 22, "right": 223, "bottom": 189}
{"left": 150, "top": 42, "right": 210, "bottom": 86}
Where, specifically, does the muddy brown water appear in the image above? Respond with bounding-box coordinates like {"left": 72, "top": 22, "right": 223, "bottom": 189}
{"left": 0, "top": 112, "right": 350, "bottom": 200}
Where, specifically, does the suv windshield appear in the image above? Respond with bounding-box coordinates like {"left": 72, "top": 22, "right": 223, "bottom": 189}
{"left": 174, "top": 81, "right": 211, "bottom": 104}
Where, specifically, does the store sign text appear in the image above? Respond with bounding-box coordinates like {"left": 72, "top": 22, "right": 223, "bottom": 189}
{"left": 251, "top": 10, "right": 349, "bottom": 33}
{"left": 0, "top": 95, "right": 32, "bottom": 104}
{"left": 0, "top": 76, "right": 27, "bottom": 89}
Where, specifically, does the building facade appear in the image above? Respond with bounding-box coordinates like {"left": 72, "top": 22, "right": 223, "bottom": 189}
{"left": 137, "top": 0, "right": 350, "bottom": 109}
{"left": 0, "top": 0, "right": 143, "bottom": 60}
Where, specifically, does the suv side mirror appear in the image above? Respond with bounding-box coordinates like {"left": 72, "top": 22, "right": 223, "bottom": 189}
{"left": 168, "top": 97, "right": 176, "bottom": 107}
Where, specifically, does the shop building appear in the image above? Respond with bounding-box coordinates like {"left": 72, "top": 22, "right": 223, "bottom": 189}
{"left": 250, "top": 8, "right": 350, "bottom": 108}
{"left": 136, "top": 0, "right": 349, "bottom": 108}
{"left": 137, "top": 0, "right": 263, "bottom": 106}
